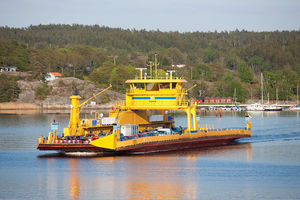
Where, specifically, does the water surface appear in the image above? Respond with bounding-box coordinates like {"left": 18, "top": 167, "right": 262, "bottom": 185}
{"left": 0, "top": 111, "right": 299, "bottom": 200}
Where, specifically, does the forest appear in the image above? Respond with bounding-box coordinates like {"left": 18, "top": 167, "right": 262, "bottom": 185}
{"left": 0, "top": 24, "right": 299, "bottom": 103}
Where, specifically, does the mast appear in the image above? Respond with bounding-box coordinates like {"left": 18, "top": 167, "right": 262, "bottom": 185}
{"left": 297, "top": 84, "right": 299, "bottom": 105}
{"left": 261, "top": 72, "right": 263, "bottom": 105}
{"left": 147, "top": 61, "right": 153, "bottom": 79}
{"left": 233, "top": 88, "right": 236, "bottom": 104}
{"left": 154, "top": 53, "right": 158, "bottom": 79}
{"left": 276, "top": 88, "right": 278, "bottom": 105}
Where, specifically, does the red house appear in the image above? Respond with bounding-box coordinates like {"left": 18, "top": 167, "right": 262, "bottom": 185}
{"left": 216, "top": 97, "right": 222, "bottom": 103}
{"left": 210, "top": 97, "right": 216, "bottom": 103}
{"left": 204, "top": 97, "right": 210, "bottom": 103}
{"left": 194, "top": 98, "right": 203, "bottom": 104}
{"left": 221, "top": 97, "right": 227, "bottom": 103}
{"left": 227, "top": 97, "right": 232, "bottom": 103}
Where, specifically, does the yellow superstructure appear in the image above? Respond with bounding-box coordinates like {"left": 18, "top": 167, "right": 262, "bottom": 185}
{"left": 111, "top": 54, "right": 198, "bottom": 132}
{"left": 88, "top": 54, "right": 251, "bottom": 151}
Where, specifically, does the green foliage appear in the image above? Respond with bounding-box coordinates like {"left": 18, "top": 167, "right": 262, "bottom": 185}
{"left": 293, "top": 64, "right": 300, "bottom": 76}
{"left": 110, "top": 65, "right": 135, "bottom": 92}
{"left": 263, "top": 70, "right": 298, "bottom": 100}
{"left": 35, "top": 83, "right": 51, "bottom": 100}
{"left": 195, "top": 63, "right": 213, "bottom": 81}
{"left": 0, "top": 74, "right": 20, "bottom": 102}
{"left": 227, "top": 80, "right": 248, "bottom": 102}
{"left": 209, "top": 63, "right": 225, "bottom": 81}
{"left": 226, "top": 56, "right": 238, "bottom": 70}
{"left": 238, "top": 62, "right": 253, "bottom": 83}
{"left": 89, "top": 61, "right": 115, "bottom": 85}
{"left": 0, "top": 40, "right": 29, "bottom": 71}
{"left": 165, "top": 47, "right": 185, "bottom": 64}
{"left": 203, "top": 47, "right": 218, "bottom": 63}
{"left": 0, "top": 25, "right": 300, "bottom": 102}
{"left": 248, "top": 56, "right": 264, "bottom": 74}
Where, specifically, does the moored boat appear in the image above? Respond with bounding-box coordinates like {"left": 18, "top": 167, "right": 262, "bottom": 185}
{"left": 246, "top": 103, "right": 264, "bottom": 111}
{"left": 264, "top": 105, "right": 282, "bottom": 111}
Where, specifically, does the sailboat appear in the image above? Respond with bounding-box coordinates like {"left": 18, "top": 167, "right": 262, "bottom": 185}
{"left": 246, "top": 72, "right": 265, "bottom": 111}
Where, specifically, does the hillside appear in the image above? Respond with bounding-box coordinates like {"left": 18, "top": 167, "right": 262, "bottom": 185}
{"left": 0, "top": 24, "right": 299, "bottom": 103}
{"left": 17, "top": 77, "right": 123, "bottom": 108}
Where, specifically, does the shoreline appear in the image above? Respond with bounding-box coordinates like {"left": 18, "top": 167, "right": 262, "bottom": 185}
{"left": 1, "top": 102, "right": 297, "bottom": 110}
{"left": 0, "top": 102, "right": 113, "bottom": 114}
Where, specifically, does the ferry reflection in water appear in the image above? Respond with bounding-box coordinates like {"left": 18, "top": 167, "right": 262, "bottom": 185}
{"left": 68, "top": 159, "right": 80, "bottom": 200}
{"left": 38, "top": 143, "right": 252, "bottom": 200}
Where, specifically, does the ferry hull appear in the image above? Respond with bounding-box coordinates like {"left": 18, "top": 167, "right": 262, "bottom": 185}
{"left": 37, "top": 144, "right": 115, "bottom": 152}
{"left": 37, "top": 134, "right": 248, "bottom": 154}
{"left": 117, "top": 135, "right": 247, "bottom": 153}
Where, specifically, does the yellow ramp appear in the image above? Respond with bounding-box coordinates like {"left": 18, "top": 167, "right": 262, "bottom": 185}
{"left": 90, "top": 133, "right": 116, "bottom": 150}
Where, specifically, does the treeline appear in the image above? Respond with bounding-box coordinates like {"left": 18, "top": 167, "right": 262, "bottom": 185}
{"left": 0, "top": 24, "right": 299, "bottom": 102}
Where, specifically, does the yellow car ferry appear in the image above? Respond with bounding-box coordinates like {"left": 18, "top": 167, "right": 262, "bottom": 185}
{"left": 37, "top": 55, "right": 252, "bottom": 154}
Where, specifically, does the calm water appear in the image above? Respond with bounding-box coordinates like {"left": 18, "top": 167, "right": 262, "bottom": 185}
{"left": 0, "top": 111, "right": 300, "bottom": 200}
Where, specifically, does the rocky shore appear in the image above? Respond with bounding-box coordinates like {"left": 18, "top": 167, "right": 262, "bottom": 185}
{"left": 0, "top": 77, "right": 123, "bottom": 111}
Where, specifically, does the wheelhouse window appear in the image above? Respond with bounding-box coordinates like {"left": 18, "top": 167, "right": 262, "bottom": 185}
{"left": 146, "top": 83, "right": 159, "bottom": 91}
{"left": 172, "top": 83, "right": 177, "bottom": 89}
{"left": 160, "top": 83, "right": 170, "bottom": 89}
{"left": 134, "top": 83, "right": 144, "bottom": 89}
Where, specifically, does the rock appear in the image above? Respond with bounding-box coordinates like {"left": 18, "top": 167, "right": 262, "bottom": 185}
{"left": 16, "top": 77, "right": 124, "bottom": 107}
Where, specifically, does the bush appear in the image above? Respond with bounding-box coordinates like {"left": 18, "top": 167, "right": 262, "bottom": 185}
{"left": 35, "top": 83, "right": 51, "bottom": 100}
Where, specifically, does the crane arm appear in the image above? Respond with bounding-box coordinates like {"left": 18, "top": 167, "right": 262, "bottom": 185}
{"left": 186, "top": 84, "right": 197, "bottom": 92}
{"left": 79, "top": 84, "right": 112, "bottom": 108}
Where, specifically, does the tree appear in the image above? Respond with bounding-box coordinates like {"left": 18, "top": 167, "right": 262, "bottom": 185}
{"left": 195, "top": 63, "right": 213, "bottom": 81}
{"left": 0, "top": 40, "right": 29, "bottom": 71}
{"left": 165, "top": 47, "right": 185, "bottom": 64}
{"left": 226, "top": 79, "right": 248, "bottom": 102}
{"left": 35, "top": 83, "right": 51, "bottom": 100}
{"left": 89, "top": 61, "right": 115, "bottom": 85}
{"left": 226, "top": 56, "right": 238, "bottom": 70}
{"left": 0, "top": 74, "right": 20, "bottom": 102}
{"left": 238, "top": 62, "right": 253, "bottom": 83}
{"left": 110, "top": 65, "right": 135, "bottom": 92}
{"left": 248, "top": 56, "right": 264, "bottom": 74}
{"left": 202, "top": 47, "right": 218, "bottom": 63}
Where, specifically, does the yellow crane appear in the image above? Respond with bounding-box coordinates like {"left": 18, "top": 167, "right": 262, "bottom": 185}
{"left": 64, "top": 84, "right": 112, "bottom": 137}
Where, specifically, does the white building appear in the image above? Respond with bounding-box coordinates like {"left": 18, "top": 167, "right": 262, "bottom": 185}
{"left": 0, "top": 66, "right": 17, "bottom": 72}
{"left": 45, "top": 72, "right": 62, "bottom": 81}
{"left": 171, "top": 64, "right": 185, "bottom": 68}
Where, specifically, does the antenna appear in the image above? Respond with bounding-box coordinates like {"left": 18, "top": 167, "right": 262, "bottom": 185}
{"left": 136, "top": 68, "right": 147, "bottom": 80}
{"left": 154, "top": 53, "right": 159, "bottom": 79}
{"left": 167, "top": 70, "right": 175, "bottom": 79}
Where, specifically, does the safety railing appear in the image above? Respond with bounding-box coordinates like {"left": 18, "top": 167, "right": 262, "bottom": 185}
{"left": 38, "top": 139, "right": 91, "bottom": 144}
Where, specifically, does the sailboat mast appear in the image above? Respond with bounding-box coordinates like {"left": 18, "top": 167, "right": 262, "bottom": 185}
{"left": 261, "top": 72, "right": 264, "bottom": 105}
{"left": 276, "top": 88, "right": 278, "bottom": 105}
{"left": 297, "top": 84, "right": 299, "bottom": 105}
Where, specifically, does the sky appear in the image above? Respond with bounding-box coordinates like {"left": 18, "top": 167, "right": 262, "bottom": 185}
{"left": 0, "top": 0, "right": 299, "bottom": 32}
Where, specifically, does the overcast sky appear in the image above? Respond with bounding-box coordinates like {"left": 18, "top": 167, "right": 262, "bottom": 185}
{"left": 0, "top": 0, "right": 299, "bottom": 32}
